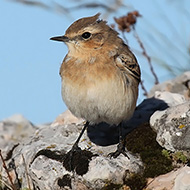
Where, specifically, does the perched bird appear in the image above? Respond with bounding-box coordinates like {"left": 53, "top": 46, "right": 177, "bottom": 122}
{"left": 50, "top": 13, "right": 141, "bottom": 158}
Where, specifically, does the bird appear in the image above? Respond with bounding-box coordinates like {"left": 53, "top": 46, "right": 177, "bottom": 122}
{"left": 50, "top": 13, "right": 141, "bottom": 158}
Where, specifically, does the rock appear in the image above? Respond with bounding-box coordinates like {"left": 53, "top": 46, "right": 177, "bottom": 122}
{"left": 145, "top": 166, "right": 190, "bottom": 190}
{"left": 153, "top": 91, "right": 186, "bottom": 107}
{"left": 0, "top": 114, "right": 37, "bottom": 157}
{"left": 124, "top": 96, "right": 168, "bottom": 129}
{"left": 150, "top": 100, "right": 190, "bottom": 151}
{"left": 0, "top": 116, "right": 143, "bottom": 190}
{"left": 52, "top": 110, "right": 84, "bottom": 126}
{"left": 174, "top": 166, "right": 190, "bottom": 190}
{"left": 125, "top": 91, "right": 185, "bottom": 131}
{"left": 148, "top": 71, "right": 190, "bottom": 100}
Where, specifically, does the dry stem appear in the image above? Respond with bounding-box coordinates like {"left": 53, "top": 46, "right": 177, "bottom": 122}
{"left": 0, "top": 150, "right": 17, "bottom": 190}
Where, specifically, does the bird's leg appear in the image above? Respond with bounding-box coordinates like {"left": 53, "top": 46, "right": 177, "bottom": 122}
{"left": 71, "top": 121, "right": 89, "bottom": 151}
{"left": 108, "top": 123, "right": 129, "bottom": 159}
{"left": 65, "top": 121, "right": 89, "bottom": 171}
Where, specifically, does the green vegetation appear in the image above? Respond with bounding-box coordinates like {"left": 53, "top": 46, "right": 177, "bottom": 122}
{"left": 125, "top": 123, "right": 174, "bottom": 189}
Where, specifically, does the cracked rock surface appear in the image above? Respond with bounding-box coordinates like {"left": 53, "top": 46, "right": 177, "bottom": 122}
{"left": 150, "top": 94, "right": 190, "bottom": 151}
{"left": 0, "top": 115, "right": 143, "bottom": 190}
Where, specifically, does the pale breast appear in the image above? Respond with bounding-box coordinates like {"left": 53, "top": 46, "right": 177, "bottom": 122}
{"left": 60, "top": 58, "right": 138, "bottom": 125}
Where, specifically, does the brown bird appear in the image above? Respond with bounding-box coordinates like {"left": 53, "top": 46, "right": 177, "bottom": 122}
{"left": 50, "top": 13, "right": 141, "bottom": 158}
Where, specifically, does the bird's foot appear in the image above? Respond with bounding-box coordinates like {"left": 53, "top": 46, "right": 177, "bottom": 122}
{"left": 63, "top": 143, "right": 82, "bottom": 172}
{"left": 108, "top": 142, "right": 129, "bottom": 159}
{"left": 63, "top": 143, "right": 95, "bottom": 175}
{"left": 71, "top": 143, "right": 82, "bottom": 152}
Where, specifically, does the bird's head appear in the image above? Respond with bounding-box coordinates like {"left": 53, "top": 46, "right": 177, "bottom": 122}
{"left": 50, "top": 13, "right": 119, "bottom": 55}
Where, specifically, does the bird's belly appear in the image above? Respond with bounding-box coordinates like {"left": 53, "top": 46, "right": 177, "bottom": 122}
{"left": 61, "top": 75, "right": 137, "bottom": 125}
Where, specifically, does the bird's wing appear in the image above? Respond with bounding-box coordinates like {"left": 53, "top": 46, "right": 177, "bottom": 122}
{"left": 115, "top": 46, "right": 141, "bottom": 83}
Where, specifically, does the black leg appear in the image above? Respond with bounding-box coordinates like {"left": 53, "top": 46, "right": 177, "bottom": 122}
{"left": 108, "top": 123, "right": 129, "bottom": 159}
{"left": 72, "top": 121, "right": 89, "bottom": 150}
{"left": 65, "top": 121, "right": 89, "bottom": 171}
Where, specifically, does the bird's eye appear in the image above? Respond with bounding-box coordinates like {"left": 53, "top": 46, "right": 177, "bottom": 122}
{"left": 82, "top": 32, "right": 91, "bottom": 39}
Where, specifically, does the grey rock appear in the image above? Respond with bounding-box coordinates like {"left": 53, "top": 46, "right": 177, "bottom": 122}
{"left": 150, "top": 100, "right": 190, "bottom": 151}
{"left": 146, "top": 166, "right": 190, "bottom": 190}
{"left": 149, "top": 71, "right": 190, "bottom": 100}
{"left": 174, "top": 166, "right": 190, "bottom": 190}
{"left": 0, "top": 114, "right": 38, "bottom": 157}
{"left": 152, "top": 91, "right": 186, "bottom": 107}
{"left": 0, "top": 116, "right": 143, "bottom": 190}
{"left": 124, "top": 91, "right": 183, "bottom": 131}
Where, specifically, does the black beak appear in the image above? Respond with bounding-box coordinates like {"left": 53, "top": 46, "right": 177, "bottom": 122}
{"left": 50, "top": 35, "right": 69, "bottom": 42}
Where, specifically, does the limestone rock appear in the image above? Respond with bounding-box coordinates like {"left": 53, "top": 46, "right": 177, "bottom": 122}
{"left": 174, "top": 166, "right": 190, "bottom": 190}
{"left": 149, "top": 71, "right": 190, "bottom": 100}
{"left": 0, "top": 116, "right": 143, "bottom": 190}
{"left": 52, "top": 110, "right": 84, "bottom": 126}
{"left": 126, "top": 91, "right": 185, "bottom": 132}
{"left": 153, "top": 91, "right": 186, "bottom": 107}
{"left": 150, "top": 100, "right": 190, "bottom": 151}
{"left": 146, "top": 166, "right": 190, "bottom": 190}
{"left": 0, "top": 114, "right": 37, "bottom": 157}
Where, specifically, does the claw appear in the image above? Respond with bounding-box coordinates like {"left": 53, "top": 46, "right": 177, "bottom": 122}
{"left": 108, "top": 143, "right": 129, "bottom": 159}
{"left": 108, "top": 122, "right": 130, "bottom": 159}
{"left": 65, "top": 145, "right": 82, "bottom": 171}
{"left": 63, "top": 121, "right": 89, "bottom": 172}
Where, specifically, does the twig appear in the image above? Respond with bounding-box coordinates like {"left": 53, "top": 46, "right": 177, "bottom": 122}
{"left": 22, "top": 154, "right": 32, "bottom": 190}
{"left": 133, "top": 28, "right": 159, "bottom": 85}
{"left": 0, "top": 150, "right": 17, "bottom": 190}
{"left": 0, "top": 178, "right": 12, "bottom": 190}
{"left": 140, "top": 80, "right": 148, "bottom": 97}
{"left": 122, "top": 31, "right": 128, "bottom": 44}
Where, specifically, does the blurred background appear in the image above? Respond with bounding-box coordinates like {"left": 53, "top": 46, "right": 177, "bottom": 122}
{"left": 0, "top": 0, "right": 190, "bottom": 124}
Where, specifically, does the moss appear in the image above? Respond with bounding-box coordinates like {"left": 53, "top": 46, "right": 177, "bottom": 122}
{"left": 162, "top": 149, "right": 170, "bottom": 159}
{"left": 123, "top": 173, "right": 146, "bottom": 190}
{"left": 162, "top": 149, "right": 190, "bottom": 165}
{"left": 172, "top": 151, "right": 188, "bottom": 164}
{"left": 101, "top": 183, "right": 123, "bottom": 190}
{"left": 100, "top": 173, "right": 146, "bottom": 190}
{"left": 124, "top": 123, "right": 174, "bottom": 189}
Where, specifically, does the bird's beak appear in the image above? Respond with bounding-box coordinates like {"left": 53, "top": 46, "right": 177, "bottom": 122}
{"left": 50, "top": 35, "right": 69, "bottom": 42}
